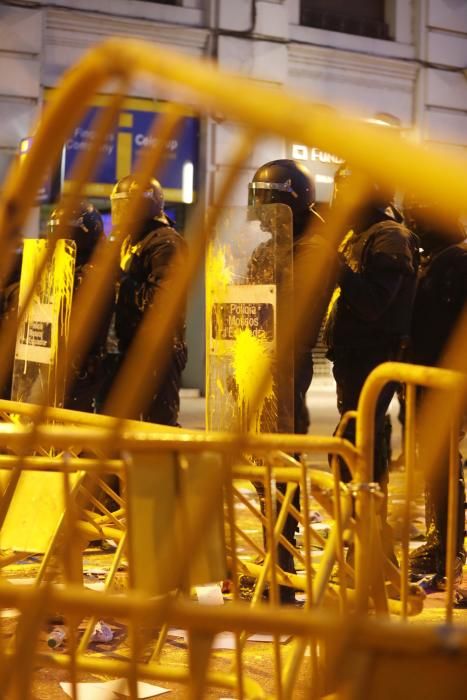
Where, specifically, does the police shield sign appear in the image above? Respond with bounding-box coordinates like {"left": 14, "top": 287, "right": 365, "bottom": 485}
{"left": 12, "top": 239, "right": 76, "bottom": 407}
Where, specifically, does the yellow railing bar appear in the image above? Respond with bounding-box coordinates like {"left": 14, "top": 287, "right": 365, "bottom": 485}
{"left": 356, "top": 361, "right": 465, "bottom": 615}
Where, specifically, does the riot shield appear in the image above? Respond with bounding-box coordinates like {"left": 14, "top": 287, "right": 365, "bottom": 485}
{"left": 11, "top": 238, "right": 76, "bottom": 408}
{"left": 206, "top": 204, "right": 293, "bottom": 434}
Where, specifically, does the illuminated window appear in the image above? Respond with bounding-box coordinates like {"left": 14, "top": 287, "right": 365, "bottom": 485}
{"left": 300, "top": 0, "right": 391, "bottom": 40}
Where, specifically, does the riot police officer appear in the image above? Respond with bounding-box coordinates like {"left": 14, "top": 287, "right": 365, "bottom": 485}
{"left": 48, "top": 200, "right": 111, "bottom": 412}
{"left": 248, "top": 159, "right": 334, "bottom": 603}
{"left": 248, "top": 159, "right": 333, "bottom": 434}
{"left": 325, "top": 163, "right": 419, "bottom": 557}
{"left": 110, "top": 175, "right": 187, "bottom": 426}
{"left": 404, "top": 194, "right": 466, "bottom": 585}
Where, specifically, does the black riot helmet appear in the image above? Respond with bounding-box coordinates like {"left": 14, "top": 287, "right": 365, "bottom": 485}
{"left": 332, "top": 162, "right": 396, "bottom": 212}
{"left": 47, "top": 200, "right": 104, "bottom": 266}
{"left": 110, "top": 175, "right": 165, "bottom": 232}
{"left": 331, "top": 163, "right": 401, "bottom": 234}
{"left": 402, "top": 192, "right": 466, "bottom": 251}
{"left": 248, "top": 159, "right": 319, "bottom": 237}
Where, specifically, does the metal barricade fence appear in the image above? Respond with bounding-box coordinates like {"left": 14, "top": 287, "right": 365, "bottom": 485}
{"left": 0, "top": 365, "right": 464, "bottom": 695}
{"left": 0, "top": 403, "right": 362, "bottom": 699}
{"left": 0, "top": 375, "right": 459, "bottom": 699}
{"left": 357, "top": 361, "right": 467, "bottom": 623}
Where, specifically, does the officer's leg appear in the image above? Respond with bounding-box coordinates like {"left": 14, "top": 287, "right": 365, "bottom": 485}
{"left": 95, "top": 353, "right": 121, "bottom": 415}
{"left": 414, "top": 445, "right": 465, "bottom": 580}
{"left": 373, "top": 379, "right": 399, "bottom": 562}
{"left": 253, "top": 478, "right": 300, "bottom": 604}
{"left": 332, "top": 351, "right": 398, "bottom": 567}
{"left": 144, "top": 363, "right": 182, "bottom": 427}
{"left": 374, "top": 380, "right": 398, "bottom": 482}
{"left": 65, "top": 376, "right": 96, "bottom": 414}
{"left": 332, "top": 350, "right": 396, "bottom": 482}
{"left": 410, "top": 388, "right": 466, "bottom": 581}
{"left": 331, "top": 351, "right": 362, "bottom": 483}
{"left": 275, "top": 357, "right": 313, "bottom": 578}
{"left": 259, "top": 358, "right": 312, "bottom": 604}
{"left": 276, "top": 480, "right": 299, "bottom": 573}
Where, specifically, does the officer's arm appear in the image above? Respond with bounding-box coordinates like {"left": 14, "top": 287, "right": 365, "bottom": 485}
{"left": 339, "top": 253, "right": 405, "bottom": 322}
{"left": 144, "top": 235, "right": 186, "bottom": 308}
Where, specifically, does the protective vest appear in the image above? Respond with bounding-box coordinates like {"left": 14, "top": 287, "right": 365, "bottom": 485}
{"left": 411, "top": 241, "right": 467, "bottom": 366}
{"left": 116, "top": 220, "right": 187, "bottom": 360}
{"left": 326, "top": 219, "right": 418, "bottom": 351}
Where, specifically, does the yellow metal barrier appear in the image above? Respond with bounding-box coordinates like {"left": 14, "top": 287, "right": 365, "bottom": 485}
{"left": 0, "top": 398, "right": 427, "bottom": 699}
{"left": 357, "top": 361, "right": 466, "bottom": 622}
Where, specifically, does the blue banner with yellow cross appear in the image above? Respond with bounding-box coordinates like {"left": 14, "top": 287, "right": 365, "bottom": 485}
{"left": 44, "top": 90, "right": 199, "bottom": 202}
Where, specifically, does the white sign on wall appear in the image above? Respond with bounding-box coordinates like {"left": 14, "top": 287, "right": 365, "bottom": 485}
{"left": 288, "top": 144, "right": 344, "bottom": 203}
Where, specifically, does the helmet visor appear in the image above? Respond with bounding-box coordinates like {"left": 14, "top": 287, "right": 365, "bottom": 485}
{"left": 110, "top": 193, "right": 130, "bottom": 228}
{"left": 110, "top": 190, "right": 153, "bottom": 228}
{"left": 248, "top": 179, "right": 297, "bottom": 207}
{"left": 47, "top": 215, "right": 82, "bottom": 237}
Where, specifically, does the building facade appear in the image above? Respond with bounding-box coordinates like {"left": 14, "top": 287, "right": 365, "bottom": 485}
{"left": 0, "top": 0, "right": 466, "bottom": 388}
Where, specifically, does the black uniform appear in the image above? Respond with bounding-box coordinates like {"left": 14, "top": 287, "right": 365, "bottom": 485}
{"left": 326, "top": 207, "right": 418, "bottom": 486}
{"left": 42, "top": 200, "right": 109, "bottom": 413}
{"left": 115, "top": 218, "right": 187, "bottom": 426}
{"left": 65, "top": 257, "right": 114, "bottom": 413}
{"left": 410, "top": 240, "right": 467, "bottom": 578}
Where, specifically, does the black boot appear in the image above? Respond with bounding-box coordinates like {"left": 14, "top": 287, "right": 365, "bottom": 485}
{"left": 409, "top": 540, "right": 465, "bottom": 587}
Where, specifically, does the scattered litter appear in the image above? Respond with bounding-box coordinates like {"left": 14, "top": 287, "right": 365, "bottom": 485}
{"left": 212, "top": 632, "right": 237, "bottom": 650}
{"left": 167, "top": 629, "right": 291, "bottom": 648}
{"left": 309, "top": 510, "right": 323, "bottom": 523}
{"left": 167, "top": 629, "right": 237, "bottom": 650}
{"left": 247, "top": 633, "right": 291, "bottom": 644}
{"left": 60, "top": 679, "right": 170, "bottom": 699}
{"left": 103, "top": 539, "right": 118, "bottom": 550}
{"left": 85, "top": 567, "right": 108, "bottom": 578}
{"left": 60, "top": 682, "right": 106, "bottom": 700}
{"left": 84, "top": 581, "right": 106, "bottom": 592}
{"left": 195, "top": 583, "right": 224, "bottom": 606}
{"left": 47, "top": 626, "right": 66, "bottom": 649}
{"left": 97, "top": 679, "right": 169, "bottom": 697}
{"left": 90, "top": 620, "right": 114, "bottom": 643}
{"left": 454, "top": 590, "right": 467, "bottom": 608}
{"left": 221, "top": 579, "right": 232, "bottom": 594}
{"left": 237, "top": 487, "right": 256, "bottom": 496}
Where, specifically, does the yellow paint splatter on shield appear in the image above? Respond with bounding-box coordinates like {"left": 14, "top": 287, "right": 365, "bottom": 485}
{"left": 231, "top": 327, "right": 273, "bottom": 433}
